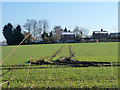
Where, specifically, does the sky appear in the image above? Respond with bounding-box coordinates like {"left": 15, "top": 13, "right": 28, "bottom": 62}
{"left": 0, "top": 2, "right": 118, "bottom": 42}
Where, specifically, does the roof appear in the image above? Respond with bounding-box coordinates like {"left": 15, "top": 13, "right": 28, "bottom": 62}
{"left": 61, "top": 32, "right": 75, "bottom": 35}
{"left": 110, "top": 33, "right": 120, "bottom": 35}
{"left": 93, "top": 31, "right": 108, "bottom": 34}
{"left": 24, "top": 31, "right": 34, "bottom": 40}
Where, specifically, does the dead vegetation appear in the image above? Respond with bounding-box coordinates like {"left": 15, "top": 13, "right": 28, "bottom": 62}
{"left": 27, "top": 45, "right": 120, "bottom": 67}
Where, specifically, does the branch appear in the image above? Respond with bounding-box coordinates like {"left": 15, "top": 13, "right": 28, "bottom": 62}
{"left": 0, "top": 33, "right": 30, "bottom": 65}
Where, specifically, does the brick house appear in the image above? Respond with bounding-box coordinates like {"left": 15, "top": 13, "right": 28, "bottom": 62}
{"left": 24, "top": 31, "right": 34, "bottom": 42}
{"left": 92, "top": 29, "right": 108, "bottom": 39}
{"left": 60, "top": 32, "right": 75, "bottom": 43}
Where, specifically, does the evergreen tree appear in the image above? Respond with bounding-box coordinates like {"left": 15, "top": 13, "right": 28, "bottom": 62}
{"left": 64, "top": 27, "right": 67, "bottom": 32}
{"left": 13, "top": 25, "right": 25, "bottom": 45}
{"left": 49, "top": 31, "right": 57, "bottom": 43}
{"left": 41, "top": 31, "right": 49, "bottom": 39}
{"left": 41, "top": 31, "right": 49, "bottom": 43}
{"left": 3, "top": 23, "right": 25, "bottom": 45}
{"left": 3, "top": 23, "right": 14, "bottom": 45}
{"left": 49, "top": 31, "right": 53, "bottom": 37}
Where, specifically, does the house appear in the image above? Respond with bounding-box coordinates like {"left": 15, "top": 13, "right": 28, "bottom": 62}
{"left": 109, "top": 32, "right": 120, "bottom": 39}
{"left": 24, "top": 31, "right": 34, "bottom": 42}
{"left": 92, "top": 29, "right": 108, "bottom": 39}
{"left": 0, "top": 41, "right": 7, "bottom": 46}
{"left": 60, "top": 32, "right": 75, "bottom": 43}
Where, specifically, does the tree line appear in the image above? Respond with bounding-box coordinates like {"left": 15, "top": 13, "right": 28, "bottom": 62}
{"left": 3, "top": 19, "right": 89, "bottom": 45}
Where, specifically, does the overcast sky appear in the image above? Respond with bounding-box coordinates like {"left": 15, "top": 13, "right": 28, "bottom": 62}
{"left": 0, "top": 2, "right": 118, "bottom": 41}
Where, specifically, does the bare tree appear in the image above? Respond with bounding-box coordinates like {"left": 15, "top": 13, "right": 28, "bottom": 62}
{"left": 53, "top": 26, "right": 63, "bottom": 42}
{"left": 23, "top": 19, "right": 45, "bottom": 42}
{"left": 36, "top": 20, "right": 42, "bottom": 41}
{"left": 73, "top": 26, "right": 82, "bottom": 37}
{"left": 23, "top": 19, "right": 32, "bottom": 33}
{"left": 42, "top": 19, "right": 49, "bottom": 33}
{"left": 80, "top": 28, "right": 89, "bottom": 38}
{"left": 31, "top": 19, "right": 38, "bottom": 41}
{"left": 73, "top": 26, "right": 89, "bottom": 38}
{"left": 23, "top": 19, "right": 33, "bottom": 43}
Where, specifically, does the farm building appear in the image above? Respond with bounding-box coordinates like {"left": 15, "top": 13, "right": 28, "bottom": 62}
{"left": 60, "top": 32, "right": 75, "bottom": 43}
{"left": 92, "top": 29, "right": 108, "bottom": 39}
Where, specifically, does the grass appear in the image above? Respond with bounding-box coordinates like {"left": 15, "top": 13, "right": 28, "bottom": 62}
{"left": 2, "top": 44, "right": 62, "bottom": 65}
{"left": 1, "top": 42, "right": 119, "bottom": 88}
{"left": 2, "top": 66, "right": 118, "bottom": 88}
{"left": 71, "top": 42, "right": 118, "bottom": 62}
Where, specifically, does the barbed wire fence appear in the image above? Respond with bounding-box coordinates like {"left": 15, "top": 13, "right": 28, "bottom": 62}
{"left": 0, "top": 33, "right": 30, "bottom": 65}
{"left": 1, "top": 39, "right": 65, "bottom": 89}
{"left": 28, "top": 45, "right": 65, "bottom": 89}
{"left": 23, "top": 44, "right": 32, "bottom": 88}
{"left": 6, "top": 52, "right": 15, "bottom": 89}
{"left": 0, "top": 33, "right": 30, "bottom": 87}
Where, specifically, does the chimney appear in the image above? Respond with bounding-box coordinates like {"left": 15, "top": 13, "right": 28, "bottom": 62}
{"left": 101, "top": 29, "right": 103, "bottom": 32}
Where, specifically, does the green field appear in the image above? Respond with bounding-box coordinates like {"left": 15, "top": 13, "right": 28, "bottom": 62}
{"left": 1, "top": 42, "right": 119, "bottom": 89}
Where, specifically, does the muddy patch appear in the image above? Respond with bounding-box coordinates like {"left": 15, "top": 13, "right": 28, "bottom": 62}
{"left": 27, "top": 56, "right": 120, "bottom": 67}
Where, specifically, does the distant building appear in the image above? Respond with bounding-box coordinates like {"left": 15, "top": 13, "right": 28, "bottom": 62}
{"left": 24, "top": 31, "right": 34, "bottom": 42}
{"left": 92, "top": 29, "right": 108, "bottom": 39}
{"left": 60, "top": 32, "right": 75, "bottom": 43}
{"left": 109, "top": 32, "right": 120, "bottom": 39}
{"left": 0, "top": 41, "right": 7, "bottom": 46}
